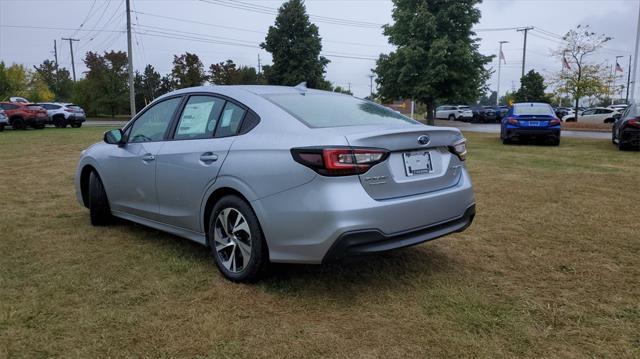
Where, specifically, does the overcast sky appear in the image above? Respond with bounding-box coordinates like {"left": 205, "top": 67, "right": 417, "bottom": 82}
{"left": 1, "top": 0, "right": 639, "bottom": 99}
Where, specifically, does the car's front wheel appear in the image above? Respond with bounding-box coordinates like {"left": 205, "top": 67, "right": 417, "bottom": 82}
{"left": 448, "top": 114, "right": 455, "bottom": 121}
{"left": 88, "top": 171, "right": 112, "bottom": 226}
{"left": 208, "top": 195, "right": 268, "bottom": 282}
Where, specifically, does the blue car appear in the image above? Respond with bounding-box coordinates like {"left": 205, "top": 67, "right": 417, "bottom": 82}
{"left": 500, "top": 103, "right": 561, "bottom": 146}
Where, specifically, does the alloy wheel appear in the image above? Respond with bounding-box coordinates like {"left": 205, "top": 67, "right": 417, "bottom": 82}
{"left": 213, "top": 208, "right": 252, "bottom": 273}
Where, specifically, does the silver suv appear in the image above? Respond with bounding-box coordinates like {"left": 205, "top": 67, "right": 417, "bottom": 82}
{"left": 75, "top": 86, "right": 476, "bottom": 282}
{"left": 38, "top": 102, "right": 86, "bottom": 128}
{"left": 436, "top": 105, "right": 474, "bottom": 121}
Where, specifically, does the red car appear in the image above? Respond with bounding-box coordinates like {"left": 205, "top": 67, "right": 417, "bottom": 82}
{"left": 0, "top": 102, "right": 47, "bottom": 130}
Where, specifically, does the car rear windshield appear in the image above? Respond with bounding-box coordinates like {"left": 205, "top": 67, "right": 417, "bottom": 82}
{"left": 513, "top": 104, "right": 554, "bottom": 116}
{"left": 262, "top": 93, "right": 419, "bottom": 128}
{"left": 67, "top": 105, "right": 82, "bottom": 110}
{"left": 459, "top": 106, "right": 471, "bottom": 110}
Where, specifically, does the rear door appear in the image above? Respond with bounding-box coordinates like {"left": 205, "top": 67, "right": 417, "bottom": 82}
{"left": 345, "top": 127, "right": 463, "bottom": 200}
{"left": 155, "top": 95, "right": 246, "bottom": 232}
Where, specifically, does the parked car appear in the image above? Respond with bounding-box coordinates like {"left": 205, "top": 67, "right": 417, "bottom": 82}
{"left": 0, "top": 102, "right": 47, "bottom": 129}
{"left": 76, "top": 85, "right": 476, "bottom": 282}
{"left": 37, "top": 102, "right": 86, "bottom": 128}
{"left": 0, "top": 109, "right": 8, "bottom": 132}
{"left": 562, "top": 107, "right": 619, "bottom": 124}
{"left": 435, "top": 105, "right": 473, "bottom": 121}
{"left": 469, "top": 105, "right": 497, "bottom": 123}
{"left": 608, "top": 104, "right": 628, "bottom": 113}
{"left": 612, "top": 103, "right": 639, "bottom": 151}
{"left": 500, "top": 102, "right": 561, "bottom": 145}
{"left": 494, "top": 105, "right": 509, "bottom": 120}
{"left": 554, "top": 107, "right": 574, "bottom": 120}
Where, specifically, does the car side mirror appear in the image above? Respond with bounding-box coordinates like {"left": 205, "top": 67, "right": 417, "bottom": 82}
{"left": 104, "top": 129, "right": 124, "bottom": 145}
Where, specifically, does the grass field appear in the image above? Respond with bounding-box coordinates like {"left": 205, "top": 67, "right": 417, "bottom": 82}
{"left": 1, "top": 127, "right": 639, "bottom": 358}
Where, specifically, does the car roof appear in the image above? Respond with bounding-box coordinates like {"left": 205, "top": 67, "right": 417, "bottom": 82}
{"left": 166, "top": 85, "right": 345, "bottom": 97}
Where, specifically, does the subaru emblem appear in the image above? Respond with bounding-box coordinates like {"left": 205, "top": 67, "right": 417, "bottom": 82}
{"left": 418, "top": 135, "right": 430, "bottom": 145}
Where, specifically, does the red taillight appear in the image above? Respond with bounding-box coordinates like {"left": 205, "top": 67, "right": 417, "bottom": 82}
{"left": 549, "top": 118, "right": 561, "bottom": 126}
{"left": 507, "top": 117, "right": 518, "bottom": 125}
{"left": 628, "top": 119, "right": 640, "bottom": 127}
{"left": 291, "top": 147, "right": 389, "bottom": 176}
{"left": 64, "top": 108, "right": 73, "bottom": 113}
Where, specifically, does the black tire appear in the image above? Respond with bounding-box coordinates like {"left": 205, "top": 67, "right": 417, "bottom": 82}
{"left": 53, "top": 116, "right": 67, "bottom": 128}
{"left": 71, "top": 122, "right": 82, "bottom": 128}
{"left": 11, "top": 117, "right": 25, "bottom": 130}
{"left": 448, "top": 114, "right": 455, "bottom": 121}
{"left": 502, "top": 138, "right": 511, "bottom": 145}
{"left": 88, "top": 171, "right": 112, "bottom": 226}
{"left": 612, "top": 126, "right": 617, "bottom": 145}
{"left": 618, "top": 140, "right": 630, "bottom": 151}
{"left": 550, "top": 138, "right": 560, "bottom": 146}
{"left": 208, "top": 195, "right": 268, "bottom": 282}
{"left": 0, "top": 124, "right": 4, "bottom": 132}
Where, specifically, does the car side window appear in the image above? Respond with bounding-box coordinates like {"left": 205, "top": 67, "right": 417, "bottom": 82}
{"left": 128, "top": 97, "right": 181, "bottom": 143}
{"left": 174, "top": 96, "right": 225, "bottom": 140}
{"left": 583, "top": 110, "right": 594, "bottom": 115}
{"left": 215, "top": 102, "right": 246, "bottom": 138}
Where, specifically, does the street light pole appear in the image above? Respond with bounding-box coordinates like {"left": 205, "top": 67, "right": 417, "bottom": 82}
{"left": 496, "top": 41, "right": 508, "bottom": 106}
{"left": 630, "top": 3, "right": 640, "bottom": 102}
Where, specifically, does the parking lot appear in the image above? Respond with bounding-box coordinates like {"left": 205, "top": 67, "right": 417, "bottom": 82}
{"left": 1, "top": 127, "right": 638, "bottom": 357}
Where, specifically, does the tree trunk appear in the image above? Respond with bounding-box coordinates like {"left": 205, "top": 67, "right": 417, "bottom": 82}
{"left": 425, "top": 101, "right": 435, "bottom": 126}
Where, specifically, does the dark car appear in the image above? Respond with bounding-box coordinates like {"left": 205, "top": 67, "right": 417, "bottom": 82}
{"left": 470, "top": 105, "right": 497, "bottom": 123}
{"left": 554, "top": 107, "right": 574, "bottom": 120}
{"left": 494, "top": 105, "right": 509, "bottom": 120}
{"left": 612, "top": 103, "right": 639, "bottom": 151}
{"left": 500, "top": 102, "right": 561, "bottom": 146}
{"left": 0, "top": 102, "right": 47, "bottom": 130}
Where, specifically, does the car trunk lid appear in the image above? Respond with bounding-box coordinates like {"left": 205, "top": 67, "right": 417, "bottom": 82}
{"left": 343, "top": 126, "right": 464, "bottom": 200}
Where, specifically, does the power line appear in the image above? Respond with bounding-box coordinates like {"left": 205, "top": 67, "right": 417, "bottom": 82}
{"left": 69, "top": 0, "right": 98, "bottom": 38}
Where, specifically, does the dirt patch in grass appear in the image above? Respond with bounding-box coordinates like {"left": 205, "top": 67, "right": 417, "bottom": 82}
{"left": 0, "top": 128, "right": 639, "bottom": 357}
{"left": 562, "top": 122, "right": 612, "bottom": 132}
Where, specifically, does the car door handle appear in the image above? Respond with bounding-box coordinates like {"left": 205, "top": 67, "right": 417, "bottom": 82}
{"left": 199, "top": 152, "right": 218, "bottom": 163}
{"left": 142, "top": 154, "right": 155, "bottom": 162}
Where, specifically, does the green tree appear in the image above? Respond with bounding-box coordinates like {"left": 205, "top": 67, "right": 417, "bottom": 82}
{"left": 209, "top": 59, "right": 239, "bottom": 85}
{"left": 139, "top": 64, "right": 162, "bottom": 105}
{"left": 479, "top": 91, "right": 497, "bottom": 106}
{"left": 158, "top": 74, "right": 175, "bottom": 95}
{"left": 551, "top": 25, "right": 610, "bottom": 120}
{"left": 0, "top": 62, "right": 53, "bottom": 102}
{"left": 374, "top": 0, "right": 492, "bottom": 125}
{"left": 171, "top": 52, "right": 207, "bottom": 89}
{"left": 514, "top": 70, "right": 549, "bottom": 102}
{"left": 260, "top": 0, "right": 330, "bottom": 89}
{"left": 79, "top": 51, "right": 129, "bottom": 117}
{"left": 332, "top": 86, "right": 353, "bottom": 95}
{"left": 33, "top": 60, "right": 74, "bottom": 101}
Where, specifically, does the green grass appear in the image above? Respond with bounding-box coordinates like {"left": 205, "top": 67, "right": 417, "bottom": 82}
{"left": 1, "top": 127, "right": 639, "bottom": 358}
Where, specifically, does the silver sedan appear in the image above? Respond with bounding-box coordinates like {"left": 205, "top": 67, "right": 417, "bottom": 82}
{"left": 75, "top": 85, "right": 476, "bottom": 282}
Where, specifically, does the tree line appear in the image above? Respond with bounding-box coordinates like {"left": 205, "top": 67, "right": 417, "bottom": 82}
{"left": 1, "top": 0, "right": 617, "bottom": 121}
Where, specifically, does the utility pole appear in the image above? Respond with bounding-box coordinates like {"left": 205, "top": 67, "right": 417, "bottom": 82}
{"left": 496, "top": 40, "right": 508, "bottom": 106}
{"left": 516, "top": 27, "right": 533, "bottom": 80}
{"left": 53, "top": 40, "right": 59, "bottom": 95}
{"left": 626, "top": 55, "right": 632, "bottom": 103}
{"left": 257, "top": 54, "right": 262, "bottom": 75}
{"left": 612, "top": 55, "right": 623, "bottom": 105}
{"left": 348, "top": 82, "right": 351, "bottom": 93}
{"left": 61, "top": 37, "right": 79, "bottom": 81}
{"left": 125, "top": 0, "right": 136, "bottom": 116}
{"left": 368, "top": 74, "right": 374, "bottom": 97}
{"left": 630, "top": 2, "right": 640, "bottom": 102}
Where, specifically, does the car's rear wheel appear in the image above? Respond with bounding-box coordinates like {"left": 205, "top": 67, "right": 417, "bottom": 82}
{"left": 502, "top": 137, "right": 511, "bottom": 145}
{"left": 550, "top": 138, "right": 560, "bottom": 146}
{"left": 208, "top": 195, "right": 268, "bottom": 282}
{"left": 11, "top": 117, "right": 25, "bottom": 130}
{"left": 0, "top": 124, "right": 4, "bottom": 132}
{"left": 88, "top": 171, "right": 112, "bottom": 226}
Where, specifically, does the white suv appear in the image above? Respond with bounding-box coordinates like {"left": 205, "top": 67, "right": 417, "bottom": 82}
{"left": 436, "top": 105, "right": 473, "bottom": 121}
{"left": 37, "top": 102, "right": 86, "bottom": 128}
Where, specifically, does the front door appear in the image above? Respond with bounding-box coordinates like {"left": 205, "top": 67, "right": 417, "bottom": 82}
{"left": 156, "top": 96, "right": 247, "bottom": 232}
{"left": 102, "top": 96, "right": 182, "bottom": 220}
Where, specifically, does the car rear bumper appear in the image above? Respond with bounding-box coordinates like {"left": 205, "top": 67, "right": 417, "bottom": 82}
{"left": 505, "top": 127, "right": 560, "bottom": 139}
{"left": 253, "top": 167, "right": 475, "bottom": 264}
{"left": 621, "top": 128, "right": 640, "bottom": 145}
{"left": 323, "top": 204, "right": 475, "bottom": 261}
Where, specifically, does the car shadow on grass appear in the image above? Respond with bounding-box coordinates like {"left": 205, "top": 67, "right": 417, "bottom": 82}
{"left": 113, "top": 219, "right": 457, "bottom": 300}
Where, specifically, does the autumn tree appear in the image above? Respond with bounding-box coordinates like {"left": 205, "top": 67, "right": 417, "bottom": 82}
{"left": 551, "top": 25, "right": 610, "bottom": 120}
{"left": 260, "top": 0, "right": 330, "bottom": 89}
{"left": 375, "top": 0, "right": 492, "bottom": 125}
{"left": 33, "top": 59, "right": 74, "bottom": 101}
{"left": 171, "top": 52, "right": 207, "bottom": 88}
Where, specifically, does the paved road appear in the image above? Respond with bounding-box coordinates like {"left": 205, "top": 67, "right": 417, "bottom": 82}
{"left": 436, "top": 121, "right": 610, "bottom": 139}
{"left": 85, "top": 120, "right": 610, "bottom": 139}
